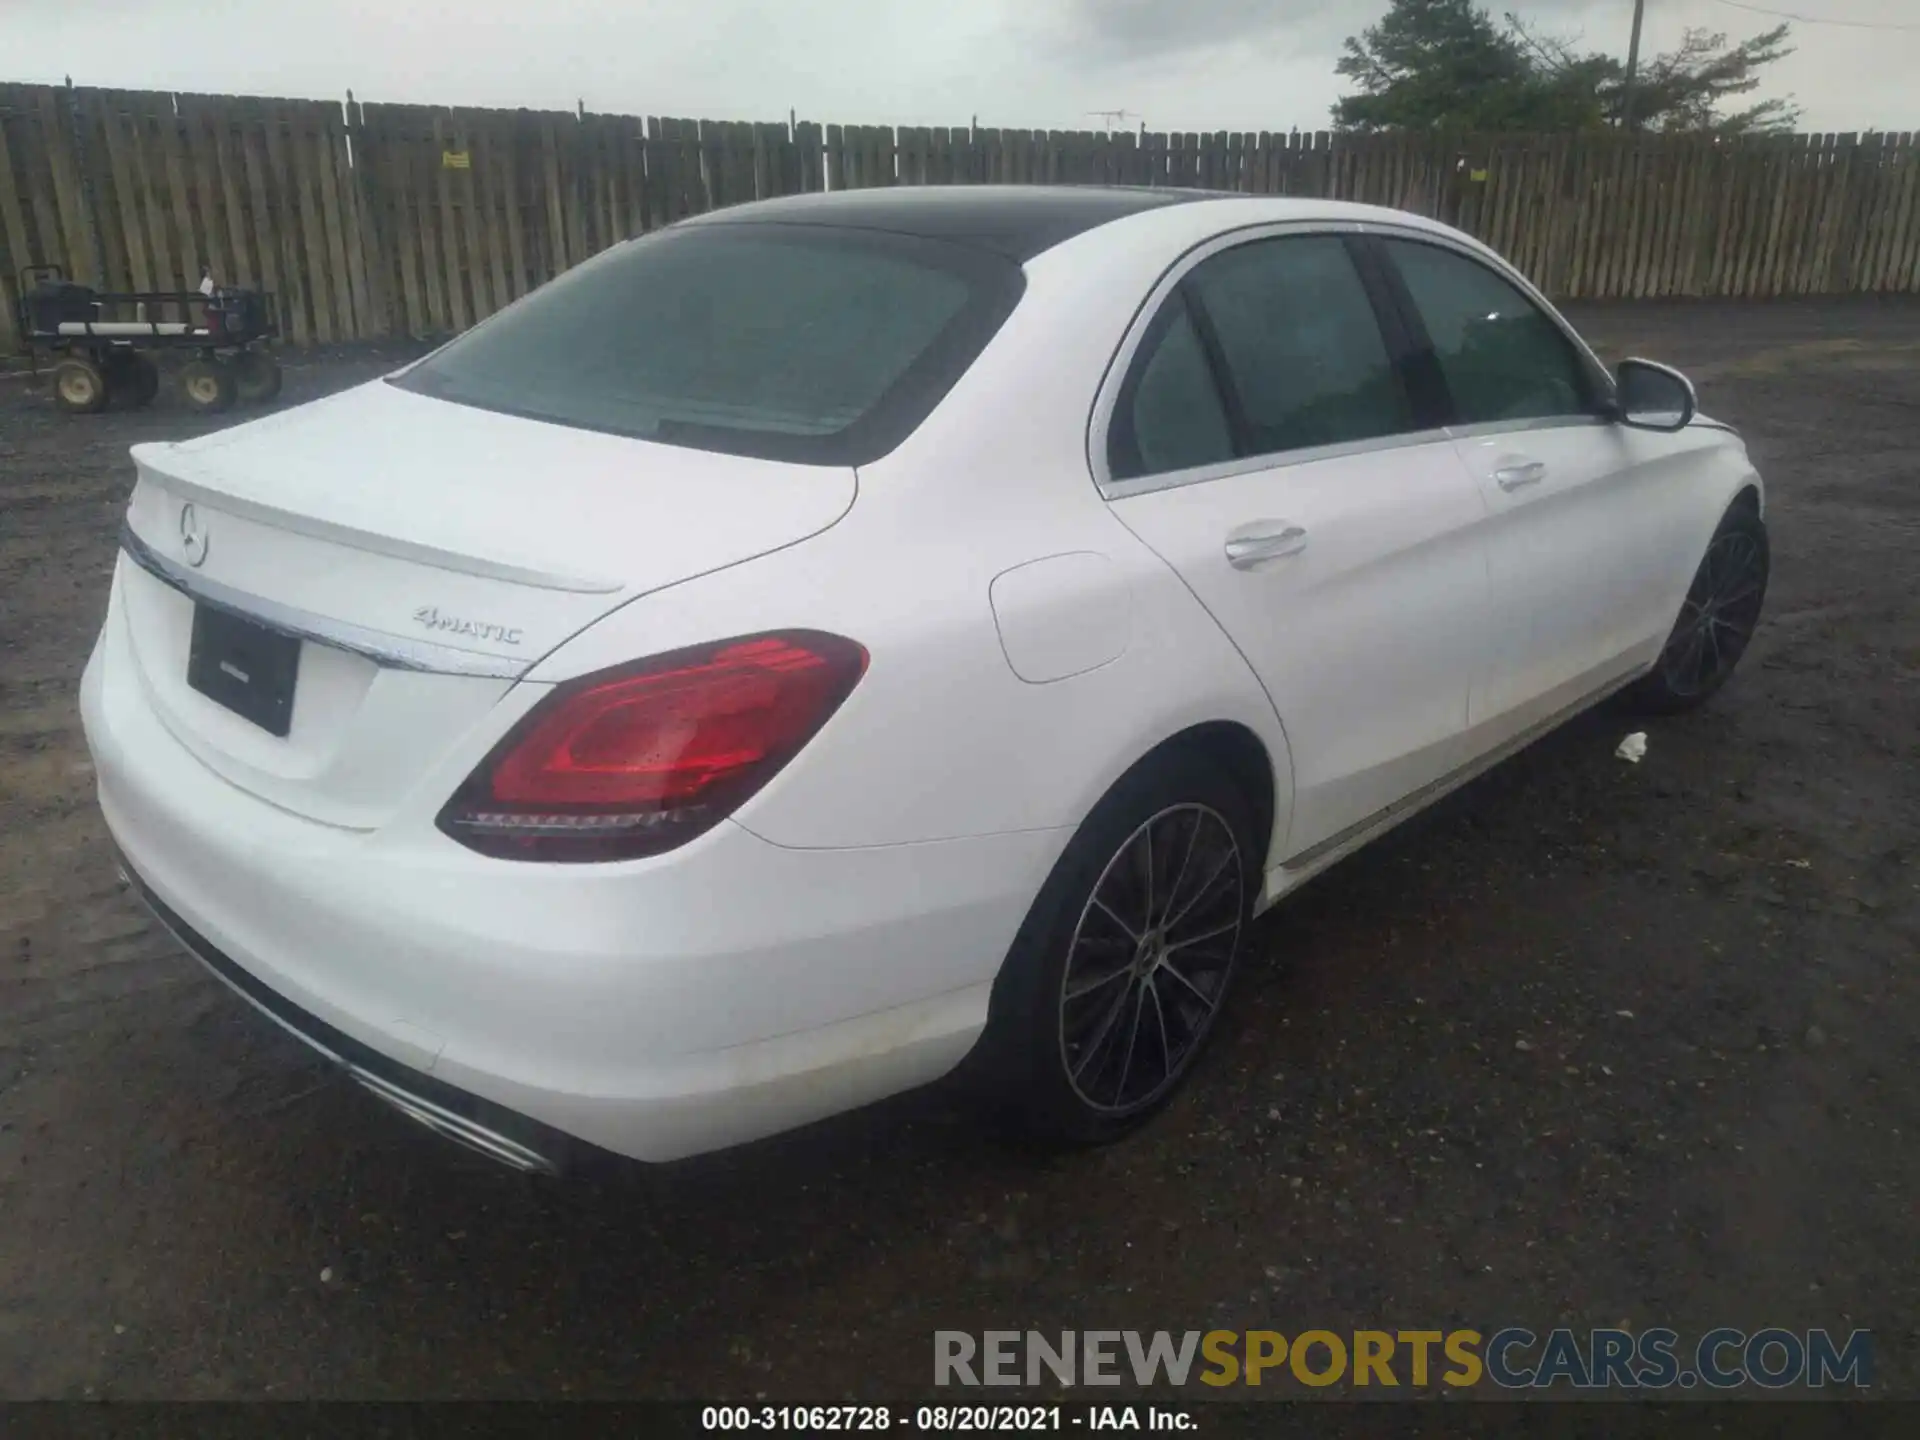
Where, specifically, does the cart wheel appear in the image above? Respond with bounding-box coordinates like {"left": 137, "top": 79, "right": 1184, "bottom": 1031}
{"left": 103, "top": 351, "right": 161, "bottom": 410}
{"left": 232, "top": 350, "right": 283, "bottom": 404}
{"left": 180, "top": 359, "right": 237, "bottom": 414}
{"left": 52, "top": 357, "right": 109, "bottom": 415}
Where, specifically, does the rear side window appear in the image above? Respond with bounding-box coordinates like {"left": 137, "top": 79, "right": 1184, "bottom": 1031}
{"left": 395, "top": 224, "right": 1023, "bottom": 466}
{"left": 1381, "top": 238, "right": 1594, "bottom": 425}
{"left": 1108, "top": 234, "right": 1414, "bottom": 482}
{"left": 1187, "top": 236, "right": 1412, "bottom": 458}
{"left": 1110, "top": 298, "right": 1236, "bottom": 479}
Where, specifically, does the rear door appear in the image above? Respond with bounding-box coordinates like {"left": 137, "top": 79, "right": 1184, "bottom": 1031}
{"left": 1369, "top": 234, "right": 1664, "bottom": 743}
{"left": 1100, "top": 230, "right": 1495, "bottom": 861}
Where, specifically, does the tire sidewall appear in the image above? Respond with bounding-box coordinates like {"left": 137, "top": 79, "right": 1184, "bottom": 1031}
{"left": 1633, "top": 503, "right": 1770, "bottom": 714}
{"left": 976, "top": 750, "right": 1261, "bottom": 1146}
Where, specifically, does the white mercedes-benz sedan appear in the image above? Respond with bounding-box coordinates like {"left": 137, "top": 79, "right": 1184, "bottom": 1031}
{"left": 81, "top": 186, "right": 1769, "bottom": 1173}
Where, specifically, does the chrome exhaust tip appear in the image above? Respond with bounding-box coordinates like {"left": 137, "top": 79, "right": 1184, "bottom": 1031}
{"left": 349, "top": 1067, "right": 560, "bottom": 1176}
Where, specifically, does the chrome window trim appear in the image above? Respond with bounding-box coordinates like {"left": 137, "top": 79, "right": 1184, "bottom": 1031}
{"left": 1085, "top": 216, "right": 1632, "bottom": 500}
{"left": 1100, "top": 425, "right": 1456, "bottom": 501}
{"left": 1444, "top": 414, "right": 1613, "bottom": 442}
{"left": 1087, "top": 216, "right": 1640, "bottom": 500}
{"left": 119, "top": 521, "right": 532, "bottom": 681}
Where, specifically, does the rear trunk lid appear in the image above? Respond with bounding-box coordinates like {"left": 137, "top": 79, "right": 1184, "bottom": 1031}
{"left": 116, "top": 379, "right": 856, "bottom": 829}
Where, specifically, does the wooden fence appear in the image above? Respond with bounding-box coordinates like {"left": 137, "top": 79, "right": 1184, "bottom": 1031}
{"left": 4, "top": 80, "right": 1920, "bottom": 353}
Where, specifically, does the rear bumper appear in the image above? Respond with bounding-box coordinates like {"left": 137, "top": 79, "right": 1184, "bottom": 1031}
{"left": 81, "top": 604, "right": 1067, "bottom": 1164}
{"left": 119, "top": 856, "right": 576, "bottom": 1174}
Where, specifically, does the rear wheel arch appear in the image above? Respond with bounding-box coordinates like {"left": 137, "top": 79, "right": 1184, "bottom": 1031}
{"left": 1138, "top": 721, "right": 1280, "bottom": 870}
{"left": 1051, "top": 718, "right": 1287, "bottom": 880}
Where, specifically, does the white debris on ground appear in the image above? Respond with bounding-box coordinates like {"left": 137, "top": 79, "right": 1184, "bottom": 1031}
{"left": 1615, "top": 731, "right": 1649, "bottom": 763}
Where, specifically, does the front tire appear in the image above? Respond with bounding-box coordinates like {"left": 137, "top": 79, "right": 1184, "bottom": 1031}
{"left": 1628, "top": 502, "right": 1769, "bottom": 714}
{"left": 975, "top": 751, "right": 1258, "bottom": 1147}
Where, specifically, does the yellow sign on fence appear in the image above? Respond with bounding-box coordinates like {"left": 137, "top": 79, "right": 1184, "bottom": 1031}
{"left": 441, "top": 150, "right": 470, "bottom": 169}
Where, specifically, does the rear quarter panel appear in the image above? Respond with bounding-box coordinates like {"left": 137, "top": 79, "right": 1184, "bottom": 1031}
{"left": 530, "top": 496, "right": 1292, "bottom": 856}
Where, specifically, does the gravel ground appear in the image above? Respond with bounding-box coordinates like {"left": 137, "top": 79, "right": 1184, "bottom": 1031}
{"left": 0, "top": 302, "right": 1915, "bottom": 1401}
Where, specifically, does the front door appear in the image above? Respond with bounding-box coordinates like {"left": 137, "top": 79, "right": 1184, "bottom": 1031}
{"left": 1372, "top": 235, "right": 1658, "bottom": 742}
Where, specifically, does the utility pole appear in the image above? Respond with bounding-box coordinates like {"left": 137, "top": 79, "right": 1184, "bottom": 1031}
{"left": 1621, "top": 0, "right": 1647, "bottom": 130}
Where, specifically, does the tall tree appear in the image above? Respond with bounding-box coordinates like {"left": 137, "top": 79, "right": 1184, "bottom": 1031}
{"left": 1335, "top": 0, "right": 1799, "bottom": 134}
{"left": 1510, "top": 16, "right": 1802, "bottom": 133}
{"left": 1335, "top": 0, "right": 1601, "bottom": 131}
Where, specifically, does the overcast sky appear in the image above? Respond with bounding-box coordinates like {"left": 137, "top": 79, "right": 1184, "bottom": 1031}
{"left": 3, "top": 1, "right": 1915, "bottom": 134}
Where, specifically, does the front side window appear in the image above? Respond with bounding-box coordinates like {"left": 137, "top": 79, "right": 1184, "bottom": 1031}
{"left": 1382, "top": 238, "right": 1594, "bottom": 426}
{"left": 394, "top": 223, "right": 1023, "bottom": 466}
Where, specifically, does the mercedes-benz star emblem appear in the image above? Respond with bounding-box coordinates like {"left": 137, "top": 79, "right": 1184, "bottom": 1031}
{"left": 178, "top": 503, "right": 209, "bottom": 568}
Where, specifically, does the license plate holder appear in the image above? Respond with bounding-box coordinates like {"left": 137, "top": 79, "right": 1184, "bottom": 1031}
{"left": 187, "top": 604, "right": 301, "bottom": 737}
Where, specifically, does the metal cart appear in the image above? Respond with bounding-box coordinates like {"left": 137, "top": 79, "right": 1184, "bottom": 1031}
{"left": 13, "top": 265, "right": 283, "bottom": 415}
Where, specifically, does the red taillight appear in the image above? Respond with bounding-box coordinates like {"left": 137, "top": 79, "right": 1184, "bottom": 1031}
{"left": 438, "top": 631, "right": 867, "bottom": 862}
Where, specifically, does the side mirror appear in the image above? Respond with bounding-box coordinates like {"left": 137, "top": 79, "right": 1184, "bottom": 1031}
{"left": 1614, "top": 358, "right": 1696, "bottom": 432}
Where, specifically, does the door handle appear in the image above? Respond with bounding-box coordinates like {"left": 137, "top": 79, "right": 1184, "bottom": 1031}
{"left": 1494, "top": 459, "right": 1548, "bottom": 491}
{"left": 1224, "top": 522, "right": 1308, "bottom": 569}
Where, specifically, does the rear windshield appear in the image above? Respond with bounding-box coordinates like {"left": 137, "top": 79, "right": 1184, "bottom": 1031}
{"left": 393, "top": 222, "right": 1024, "bottom": 466}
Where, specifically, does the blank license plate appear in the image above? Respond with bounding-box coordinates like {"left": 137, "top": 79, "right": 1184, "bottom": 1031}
{"left": 187, "top": 604, "right": 301, "bottom": 737}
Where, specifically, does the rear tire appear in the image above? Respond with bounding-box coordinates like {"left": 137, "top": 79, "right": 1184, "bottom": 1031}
{"left": 1627, "top": 502, "right": 1769, "bottom": 714}
{"left": 232, "top": 350, "right": 283, "bottom": 404}
{"left": 51, "top": 357, "right": 108, "bottom": 414}
{"left": 972, "top": 751, "right": 1259, "bottom": 1147}
{"left": 180, "top": 358, "right": 237, "bottom": 414}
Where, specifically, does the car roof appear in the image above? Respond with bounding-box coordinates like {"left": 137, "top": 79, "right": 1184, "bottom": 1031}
{"left": 679, "top": 184, "right": 1245, "bottom": 261}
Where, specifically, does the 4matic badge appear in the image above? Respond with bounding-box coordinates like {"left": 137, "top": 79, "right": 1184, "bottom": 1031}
{"left": 412, "top": 606, "right": 524, "bottom": 647}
